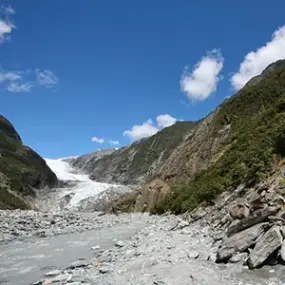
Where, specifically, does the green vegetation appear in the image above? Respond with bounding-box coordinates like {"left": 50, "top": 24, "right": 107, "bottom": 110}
{"left": 0, "top": 185, "right": 31, "bottom": 210}
{"left": 0, "top": 115, "right": 58, "bottom": 209}
{"left": 154, "top": 63, "right": 285, "bottom": 214}
{"left": 128, "top": 121, "right": 197, "bottom": 179}
{"left": 88, "top": 121, "right": 196, "bottom": 184}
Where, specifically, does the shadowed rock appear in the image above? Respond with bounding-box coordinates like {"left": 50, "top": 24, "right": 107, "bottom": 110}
{"left": 216, "top": 223, "right": 269, "bottom": 262}
{"left": 248, "top": 226, "right": 283, "bottom": 269}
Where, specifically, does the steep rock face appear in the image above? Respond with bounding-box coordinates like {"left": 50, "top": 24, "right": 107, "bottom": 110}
{"left": 86, "top": 122, "right": 197, "bottom": 185}
{"left": 68, "top": 149, "right": 116, "bottom": 172}
{"left": 0, "top": 115, "right": 58, "bottom": 209}
{"left": 155, "top": 111, "right": 230, "bottom": 183}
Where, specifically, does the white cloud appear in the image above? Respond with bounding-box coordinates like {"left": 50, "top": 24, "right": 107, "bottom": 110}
{"left": 0, "top": 19, "right": 13, "bottom": 40}
{"left": 123, "top": 119, "right": 158, "bottom": 141}
{"left": 91, "top": 136, "right": 104, "bottom": 144}
{"left": 109, "top": 140, "right": 120, "bottom": 146}
{"left": 0, "top": 71, "right": 21, "bottom": 82}
{"left": 124, "top": 114, "right": 178, "bottom": 141}
{"left": 0, "top": 5, "right": 15, "bottom": 41}
{"left": 7, "top": 82, "right": 33, "bottom": 93}
{"left": 180, "top": 49, "right": 224, "bottom": 101}
{"left": 231, "top": 26, "right": 285, "bottom": 90}
{"left": 0, "top": 69, "right": 58, "bottom": 92}
{"left": 36, "top": 69, "right": 59, "bottom": 88}
{"left": 156, "top": 114, "right": 177, "bottom": 128}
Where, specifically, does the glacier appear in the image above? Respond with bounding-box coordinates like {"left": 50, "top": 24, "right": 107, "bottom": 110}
{"left": 45, "top": 158, "right": 119, "bottom": 208}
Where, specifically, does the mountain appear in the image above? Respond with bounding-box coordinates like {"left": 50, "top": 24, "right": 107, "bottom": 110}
{"left": 0, "top": 115, "right": 58, "bottom": 209}
{"left": 74, "top": 60, "right": 285, "bottom": 214}
{"left": 79, "top": 121, "right": 197, "bottom": 185}
{"left": 68, "top": 149, "right": 116, "bottom": 172}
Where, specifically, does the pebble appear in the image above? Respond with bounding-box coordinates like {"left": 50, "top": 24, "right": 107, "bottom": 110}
{"left": 99, "top": 266, "right": 111, "bottom": 274}
{"left": 187, "top": 250, "right": 200, "bottom": 259}
{"left": 91, "top": 245, "right": 101, "bottom": 250}
{"left": 115, "top": 240, "right": 125, "bottom": 247}
{"left": 44, "top": 269, "right": 62, "bottom": 277}
{"left": 0, "top": 210, "right": 134, "bottom": 243}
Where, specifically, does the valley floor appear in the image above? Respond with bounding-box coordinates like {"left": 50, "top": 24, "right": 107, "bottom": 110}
{"left": 1, "top": 211, "right": 285, "bottom": 285}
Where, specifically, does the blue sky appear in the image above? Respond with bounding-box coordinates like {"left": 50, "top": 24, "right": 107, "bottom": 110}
{"left": 1, "top": 0, "right": 285, "bottom": 158}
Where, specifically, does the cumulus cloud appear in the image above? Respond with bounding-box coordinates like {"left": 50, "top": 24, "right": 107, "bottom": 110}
{"left": 156, "top": 114, "right": 177, "bottom": 128}
{"left": 231, "top": 26, "right": 285, "bottom": 90}
{"left": 36, "top": 69, "right": 59, "bottom": 88}
{"left": 123, "top": 119, "right": 158, "bottom": 141}
{"left": 91, "top": 136, "right": 104, "bottom": 144}
{"left": 0, "top": 19, "right": 13, "bottom": 40}
{"left": 109, "top": 140, "right": 120, "bottom": 146}
{"left": 0, "top": 5, "right": 15, "bottom": 41}
{"left": 180, "top": 49, "right": 224, "bottom": 101}
{"left": 123, "top": 114, "right": 177, "bottom": 141}
{"left": 0, "top": 69, "right": 59, "bottom": 92}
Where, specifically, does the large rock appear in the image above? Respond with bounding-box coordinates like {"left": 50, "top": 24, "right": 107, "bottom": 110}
{"left": 280, "top": 240, "right": 285, "bottom": 262}
{"left": 216, "top": 223, "right": 269, "bottom": 262}
{"left": 248, "top": 226, "right": 283, "bottom": 269}
{"left": 227, "top": 207, "right": 279, "bottom": 237}
{"left": 228, "top": 199, "right": 249, "bottom": 220}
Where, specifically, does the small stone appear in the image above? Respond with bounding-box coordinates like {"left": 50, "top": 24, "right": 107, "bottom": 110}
{"left": 229, "top": 252, "right": 248, "bottom": 263}
{"left": 51, "top": 273, "right": 72, "bottom": 282}
{"left": 67, "top": 260, "right": 89, "bottom": 269}
{"left": 99, "top": 266, "right": 111, "bottom": 274}
{"left": 187, "top": 251, "right": 200, "bottom": 259}
{"left": 115, "top": 240, "right": 125, "bottom": 247}
{"left": 98, "top": 254, "right": 112, "bottom": 263}
{"left": 44, "top": 269, "right": 62, "bottom": 277}
{"left": 91, "top": 245, "right": 101, "bottom": 250}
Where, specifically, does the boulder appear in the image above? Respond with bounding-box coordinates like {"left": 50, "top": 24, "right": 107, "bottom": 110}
{"left": 227, "top": 207, "right": 279, "bottom": 237}
{"left": 280, "top": 240, "right": 285, "bottom": 262}
{"left": 228, "top": 200, "right": 249, "bottom": 220}
{"left": 248, "top": 226, "right": 283, "bottom": 269}
{"left": 229, "top": 252, "right": 248, "bottom": 264}
{"left": 216, "top": 223, "right": 269, "bottom": 262}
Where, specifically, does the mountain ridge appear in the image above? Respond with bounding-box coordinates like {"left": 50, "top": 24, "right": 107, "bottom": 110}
{"left": 0, "top": 115, "right": 58, "bottom": 209}
{"left": 72, "top": 59, "right": 285, "bottom": 213}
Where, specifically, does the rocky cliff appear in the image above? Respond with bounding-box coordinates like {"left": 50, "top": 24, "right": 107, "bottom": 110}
{"left": 82, "top": 121, "right": 197, "bottom": 185}
{"left": 0, "top": 115, "right": 58, "bottom": 209}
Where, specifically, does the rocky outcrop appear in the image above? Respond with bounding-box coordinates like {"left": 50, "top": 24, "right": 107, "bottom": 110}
{"left": 248, "top": 226, "right": 283, "bottom": 269}
{"left": 227, "top": 206, "right": 279, "bottom": 237}
{"left": 216, "top": 223, "right": 269, "bottom": 262}
{"left": 68, "top": 149, "right": 115, "bottom": 172}
{"left": 73, "top": 122, "right": 196, "bottom": 185}
{"left": 0, "top": 115, "right": 58, "bottom": 209}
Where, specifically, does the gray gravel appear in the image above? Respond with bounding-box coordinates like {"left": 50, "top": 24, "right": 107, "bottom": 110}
{"left": 0, "top": 210, "right": 132, "bottom": 243}
{"left": 1, "top": 212, "right": 285, "bottom": 285}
